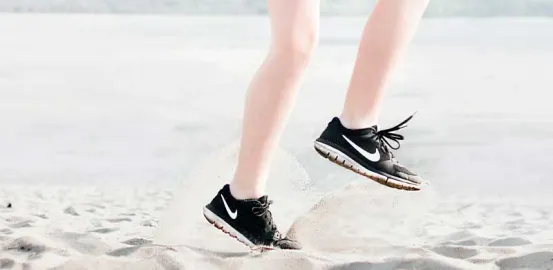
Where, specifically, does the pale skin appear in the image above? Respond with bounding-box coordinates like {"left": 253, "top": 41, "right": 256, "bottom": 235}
{"left": 230, "top": 0, "right": 430, "bottom": 200}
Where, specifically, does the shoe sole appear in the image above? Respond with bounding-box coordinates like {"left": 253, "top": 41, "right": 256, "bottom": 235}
{"left": 202, "top": 207, "right": 274, "bottom": 252}
{"left": 314, "top": 141, "right": 421, "bottom": 191}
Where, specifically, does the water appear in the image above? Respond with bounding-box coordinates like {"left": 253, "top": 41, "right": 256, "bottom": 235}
{"left": 1, "top": 14, "right": 552, "bottom": 198}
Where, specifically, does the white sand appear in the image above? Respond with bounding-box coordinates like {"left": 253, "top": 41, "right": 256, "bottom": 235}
{"left": 2, "top": 14, "right": 553, "bottom": 269}
{"left": 2, "top": 182, "right": 553, "bottom": 269}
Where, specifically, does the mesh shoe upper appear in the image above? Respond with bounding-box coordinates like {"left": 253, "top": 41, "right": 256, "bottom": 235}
{"left": 205, "top": 185, "right": 301, "bottom": 250}
{"left": 316, "top": 115, "right": 423, "bottom": 185}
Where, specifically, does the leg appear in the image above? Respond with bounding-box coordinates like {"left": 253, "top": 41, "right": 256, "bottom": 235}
{"left": 230, "top": 0, "right": 320, "bottom": 199}
{"left": 314, "top": 0, "right": 429, "bottom": 190}
{"left": 203, "top": 0, "right": 318, "bottom": 251}
{"left": 340, "top": 0, "right": 430, "bottom": 129}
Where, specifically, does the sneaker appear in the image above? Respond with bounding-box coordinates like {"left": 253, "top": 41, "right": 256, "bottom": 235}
{"left": 314, "top": 114, "right": 424, "bottom": 191}
{"left": 203, "top": 184, "right": 301, "bottom": 251}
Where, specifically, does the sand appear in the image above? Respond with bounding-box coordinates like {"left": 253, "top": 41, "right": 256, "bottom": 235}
{"left": 2, "top": 183, "right": 553, "bottom": 270}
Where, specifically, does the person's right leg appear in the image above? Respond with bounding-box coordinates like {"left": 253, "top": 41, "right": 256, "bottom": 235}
{"left": 204, "top": 0, "right": 320, "bottom": 250}
{"left": 229, "top": 0, "right": 320, "bottom": 200}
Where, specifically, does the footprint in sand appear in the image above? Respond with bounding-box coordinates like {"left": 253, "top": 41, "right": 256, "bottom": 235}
{"left": 0, "top": 228, "right": 13, "bottom": 235}
{"left": 452, "top": 237, "right": 491, "bottom": 247}
{"left": 431, "top": 245, "right": 479, "bottom": 259}
{"left": 140, "top": 220, "right": 155, "bottom": 227}
{"left": 496, "top": 251, "right": 553, "bottom": 269}
{"left": 8, "top": 220, "right": 34, "bottom": 229}
{"left": 89, "top": 228, "right": 118, "bottom": 234}
{"left": 33, "top": 213, "right": 48, "bottom": 219}
{"left": 106, "top": 218, "right": 132, "bottom": 223}
{"left": 64, "top": 207, "right": 79, "bottom": 216}
{"left": 107, "top": 246, "right": 142, "bottom": 257}
{"left": 0, "top": 258, "right": 15, "bottom": 268}
{"left": 488, "top": 237, "right": 532, "bottom": 247}
{"left": 121, "top": 238, "right": 152, "bottom": 246}
{"left": 57, "top": 232, "right": 113, "bottom": 255}
{"left": 3, "top": 236, "right": 47, "bottom": 258}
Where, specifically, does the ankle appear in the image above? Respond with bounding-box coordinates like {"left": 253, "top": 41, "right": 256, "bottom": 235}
{"left": 338, "top": 114, "right": 378, "bottom": 130}
{"left": 229, "top": 182, "right": 264, "bottom": 200}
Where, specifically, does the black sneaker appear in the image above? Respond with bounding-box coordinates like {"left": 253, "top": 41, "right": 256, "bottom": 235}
{"left": 203, "top": 184, "right": 301, "bottom": 251}
{"left": 314, "top": 114, "right": 424, "bottom": 191}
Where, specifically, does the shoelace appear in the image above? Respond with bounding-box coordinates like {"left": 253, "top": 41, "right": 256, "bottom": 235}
{"left": 371, "top": 113, "right": 415, "bottom": 152}
{"left": 251, "top": 199, "right": 282, "bottom": 240}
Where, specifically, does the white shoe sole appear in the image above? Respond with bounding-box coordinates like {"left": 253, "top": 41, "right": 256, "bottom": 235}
{"left": 314, "top": 141, "right": 421, "bottom": 191}
{"left": 203, "top": 207, "right": 274, "bottom": 252}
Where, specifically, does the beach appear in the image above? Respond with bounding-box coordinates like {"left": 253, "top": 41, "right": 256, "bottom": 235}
{"left": 1, "top": 14, "right": 553, "bottom": 269}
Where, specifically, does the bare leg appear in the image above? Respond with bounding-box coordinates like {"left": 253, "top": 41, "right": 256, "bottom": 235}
{"left": 340, "top": 0, "right": 430, "bottom": 129}
{"left": 230, "top": 0, "right": 320, "bottom": 200}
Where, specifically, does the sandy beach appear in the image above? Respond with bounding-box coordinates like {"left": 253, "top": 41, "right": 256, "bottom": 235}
{"left": 2, "top": 181, "right": 553, "bottom": 269}
{"left": 1, "top": 14, "right": 553, "bottom": 269}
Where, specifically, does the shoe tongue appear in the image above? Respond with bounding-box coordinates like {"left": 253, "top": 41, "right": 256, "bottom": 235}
{"left": 257, "top": 195, "right": 269, "bottom": 204}
{"left": 352, "top": 125, "right": 378, "bottom": 136}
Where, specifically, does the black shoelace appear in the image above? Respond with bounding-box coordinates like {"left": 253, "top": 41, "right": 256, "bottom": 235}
{"left": 371, "top": 113, "right": 415, "bottom": 153}
{"left": 251, "top": 199, "right": 282, "bottom": 240}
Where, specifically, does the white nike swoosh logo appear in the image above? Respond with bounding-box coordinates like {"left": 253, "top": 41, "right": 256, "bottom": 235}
{"left": 221, "top": 194, "right": 238, "bottom": 219}
{"left": 342, "top": 135, "right": 380, "bottom": 162}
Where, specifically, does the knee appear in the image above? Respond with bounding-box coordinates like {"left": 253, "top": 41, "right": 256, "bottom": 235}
{"left": 270, "top": 31, "right": 318, "bottom": 69}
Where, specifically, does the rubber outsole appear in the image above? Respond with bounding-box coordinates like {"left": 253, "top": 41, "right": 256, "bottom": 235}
{"left": 314, "top": 141, "right": 421, "bottom": 191}
{"left": 203, "top": 207, "right": 273, "bottom": 252}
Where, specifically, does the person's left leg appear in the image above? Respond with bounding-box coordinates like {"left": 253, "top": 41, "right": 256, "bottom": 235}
{"left": 315, "top": 0, "right": 430, "bottom": 191}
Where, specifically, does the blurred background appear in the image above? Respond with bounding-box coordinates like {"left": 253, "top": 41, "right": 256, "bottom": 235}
{"left": 1, "top": 1, "right": 552, "bottom": 199}
{"left": 2, "top": 0, "right": 553, "bottom": 16}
